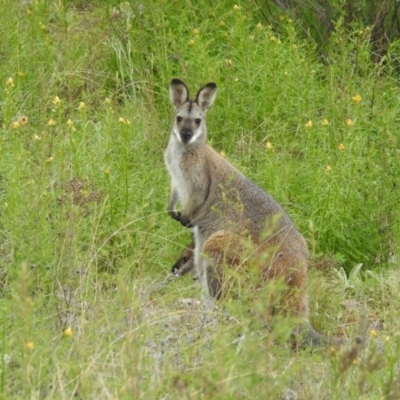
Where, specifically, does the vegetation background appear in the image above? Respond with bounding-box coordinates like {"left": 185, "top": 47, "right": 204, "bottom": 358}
{"left": 0, "top": 0, "right": 399, "bottom": 398}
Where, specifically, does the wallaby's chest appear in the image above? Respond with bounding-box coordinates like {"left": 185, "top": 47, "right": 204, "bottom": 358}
{"left": 165, "top": 144, "right": 193, "bottom": 207}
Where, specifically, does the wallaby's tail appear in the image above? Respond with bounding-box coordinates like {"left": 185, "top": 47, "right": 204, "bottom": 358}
{"left": 293, "top": 322, "right": 346, "bottom": 349}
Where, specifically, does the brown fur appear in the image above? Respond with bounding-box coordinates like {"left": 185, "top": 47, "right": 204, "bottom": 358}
{"left": 202, "top": 231, "right": 308, "bottom": 320}
{"left": 165, "top": 79, "right": 343, "bottom": 347}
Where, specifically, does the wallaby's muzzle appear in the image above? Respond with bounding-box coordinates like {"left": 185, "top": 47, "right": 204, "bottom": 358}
{"left": 180, "top": 129, "right": 193, "bottom": 143}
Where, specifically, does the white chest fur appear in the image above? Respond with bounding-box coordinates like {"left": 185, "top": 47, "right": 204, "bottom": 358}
{"left": 165, "top": 139, "right": 190, "bottom": 208}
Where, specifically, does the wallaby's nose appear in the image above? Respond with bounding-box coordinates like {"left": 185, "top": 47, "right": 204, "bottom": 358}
{"left": 180, "top": 130, "right": 193, "bottom": 143}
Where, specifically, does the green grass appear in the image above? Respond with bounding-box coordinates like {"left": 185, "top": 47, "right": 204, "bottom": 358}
{"left": 0, "top": 0, "right": 399, "bottom": 398}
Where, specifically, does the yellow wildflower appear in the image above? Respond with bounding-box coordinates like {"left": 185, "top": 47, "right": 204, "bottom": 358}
{"left": 105, "top": 97, "right": 111, "bottom": 105}
{"left": 338, "top": 143, "right": 345, "bottom": 150}
{"left": 12, "top": 121, "right": 21, "bottom": 130}
{"left": 305, "top": 120, "right": 313, "bottom": 128}
{"left": 33, "top": 134, "right": 41, "bottom": 141}
{"left": 18, "top": 71, "right": 25, "bottom": 77}
{"left": 193, "top": 28, "right": 199, "bottom": 36}
{"left": 220, "top": 151, "right": 226, "bottom": 158}
{"left": 326, "top": 165, "right": 332, "bottom": 172}
{"left": 321, "top": 118, "right": 329, "bottom": 126}
{"left": 104, "top": 168, "right": 110, "bottom": 175}
{"left": 279, "top": 15, "right": 285, "bottom": 21}
{"left": 53, "top": 96, "right": 61, "bottom": 105}
{"left": 370, "top": 329, "right": 377, "bottom": 337}
{"left": 225, "top": 59, "right": 233, "bottom": 67}
{"left": 66, "top": 119, "right": 73, "bottom": 127}
{"left": 233, "top": 5, "right": 240, "bottom": 11}
{"left": 120, "top": 118, "right": 131, "bottom": 125}
{"left": 345, "top": 119, "right": 353, "bottom": 126}
{"left": 64, "top": 327, "right": 73, "bottom": 337}
{"left": 6, "top": 77, "right": 14, "bottom": 87}
{"left": 25, "top": 342, "right": 35, "bottom": 350}
{"left": 270, "top": 36, "right": 276, "bottom": 42}
{"left": 257, "top": 22, "right": 262, "bottom": 29}
{"left": 39, "top": 22, "right": 46, "bottom": 30}
{"left": 47, "top": 119, "right": 56, "bottom": 126}
{"left": 352, "top": 94, "right": 362, "bottom": 104}
{"left": 265, "top": 142, "right": 273, "bottom": 149}
{"left": 385, "top": 336, "right": 390, "bottom": 342}
{"left": 46, "top": 157, "right": 54, "bottom": 163}
{"left": 78, "top": 102, "right": 86, "bottom": 111}
{"left": 188, "top": 39, "right": 195, "bottom": 45}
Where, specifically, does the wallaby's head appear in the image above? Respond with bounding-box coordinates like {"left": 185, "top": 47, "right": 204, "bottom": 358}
{"left": 170, "top": 79, "right": 217, "bottom": 145}
{"left": 171, "top": 243, "right": 195, "bottom": 276}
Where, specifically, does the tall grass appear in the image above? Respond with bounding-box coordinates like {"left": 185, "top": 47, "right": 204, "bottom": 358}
{"left": 0, "top": 0, "right": 399, "bottom": 398}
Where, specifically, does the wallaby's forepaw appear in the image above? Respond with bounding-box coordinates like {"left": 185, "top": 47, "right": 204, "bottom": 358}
{"left": 168, "top": 209, "right": 180, "bottom": 220}
{"left": 178, "top": 215, "right": 193, "bottom": 228}
{"left": 168, "top": 210, "right": 193, "bottom": 228}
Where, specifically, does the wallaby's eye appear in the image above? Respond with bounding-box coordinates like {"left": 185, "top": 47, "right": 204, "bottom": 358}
{"left": 195, "top": 118, "right": 201, "bottom": 126}
{"left": 176, "top": 116, "right": 183, "bottom": 123}
{"left": 182, "top": 257, "right": 188, "bottom": 263}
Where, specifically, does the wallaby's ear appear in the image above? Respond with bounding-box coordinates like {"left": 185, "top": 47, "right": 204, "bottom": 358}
{"left": 170, "top": 79, "right": 189, "bottom": 109}
{"left": 196, "top": 82, "right": 217, "bottom": 111}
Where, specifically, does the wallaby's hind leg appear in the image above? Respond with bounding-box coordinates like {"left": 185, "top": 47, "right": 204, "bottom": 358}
{"left": 265, "top": 243, "right": 346, "bottom": 348}
{"left": 201, "top": 231, "right": 312, "bottom": 329}
{"left": 201, "top": 230, "right": 309, "bottom": 315}
{"left": 200, "top": 231, "right": 243, "bottom": 299}
{"left": 261, "top": 240, "right": 309, "bottom": 319}
{"left": 198, "top": 232, "right": 344, "bottom": 349}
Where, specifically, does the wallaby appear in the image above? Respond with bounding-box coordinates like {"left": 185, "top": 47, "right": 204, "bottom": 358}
{"left": 171, "top": 241, "right": 195, "bottom": 277}
{"left": 164, "top": 79, "right": 343, "bottom": 347}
